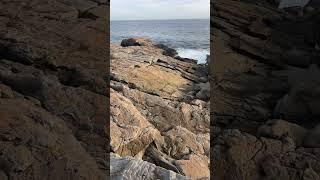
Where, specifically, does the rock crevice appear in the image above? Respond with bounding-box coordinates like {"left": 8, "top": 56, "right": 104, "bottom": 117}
{"left": 110, "top": 38, "right": 210, "bottom": 179}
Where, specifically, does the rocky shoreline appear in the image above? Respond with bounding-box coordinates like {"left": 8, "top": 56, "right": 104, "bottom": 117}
{"left": 110, "top": 38, "right": 210, "bottom": 179}
{"left": 211, "top": 0, "right": 320, "bottom": 179}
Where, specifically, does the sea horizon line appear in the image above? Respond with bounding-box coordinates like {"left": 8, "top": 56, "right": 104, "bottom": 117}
{"left": 110, "top": 18, "right": 210, "bottom": 22}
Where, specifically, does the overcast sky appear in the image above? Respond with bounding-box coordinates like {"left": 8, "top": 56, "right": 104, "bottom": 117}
{"left": 111, "top": 0, "right": 209, "bottom": 20}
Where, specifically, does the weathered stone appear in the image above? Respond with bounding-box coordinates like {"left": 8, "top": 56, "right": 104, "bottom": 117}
{"left": 110, "top": 153, "right": 190, "bottom": 180}
{"left": 111, "top": 38, "right": 209, "bottom": 178}
{"left": 163, "top": 126, "right": 209, "bottom": 159}
{"left": 196, "top": 82, "right": 210, "bottom": 101}
{"left": 0, "top": 93, "right": 104, "bottom": 179}
{"left": 121, "top": 37, "right": 153, "bottom": 47}
{"left": 0, "top": 0, "right": 109, "bottom": 178}
{"left": 175, "top": 56, "right": 198, "bottom": 64}
{"left": 175, "top": 154, "right": 210, "bottom": 179}
{"left": 258, "top": 119, "right": 308, "bottom": 146}
{"left": 155, "top": 43, "right": 179, "bottom": 58}
{"left": 211, "top": 0, "right": 320, "bottom": 179}
{"left": 110, "top": 90, "right": 163, "bottom": 158}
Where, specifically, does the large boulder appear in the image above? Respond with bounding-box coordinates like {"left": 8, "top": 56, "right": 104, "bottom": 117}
{"left": 110, "top": 90, "right": 163, "bottom": 158}
{"left": 110, "top": 153, "right": 190, "bottom": 180}
{"left": 195, "top": 82, "right": 210, "bottom": 101}
{"left": 163, "top": 126, "right": 209, "bottom": 159}
{"left": 121, "top": 37, "right": 153, "bottom": 47}
{"left": 274, "top": 64, "right": 320, "bottom": 121}
{"left": 258, "top": 119, "right": 308, "bottom": 146}
{"left": 155, "top": 43, "right": 179, "bottom": 58}
{"left": 0, "top": 84, "right": 104, "bottom": 179}
{"left": 212, "top": 129, "right": 320, "bottom": 180}
{"left": 174, "top": 154, "right": 210, "bottom": 179}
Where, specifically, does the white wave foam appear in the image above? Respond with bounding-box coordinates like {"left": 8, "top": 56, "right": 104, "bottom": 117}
{"left": 176, "top": 48, "right": 209, "bottom": 64}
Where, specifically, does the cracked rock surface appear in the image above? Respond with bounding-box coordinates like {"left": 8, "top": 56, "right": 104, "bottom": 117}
{"left": 110, "top": 41, "right": 210, "bottom": 179}
{"left": 0, "top": 0, "right": 109, "bottom": 179}
{"left": 110, "top": 153, "right": 191, "bottom": 180}
{"left": 0, "top": 0, "right": 209, "bottom": 178}
{"left": 211, "top": 0, "right": 320, "bottom": 179}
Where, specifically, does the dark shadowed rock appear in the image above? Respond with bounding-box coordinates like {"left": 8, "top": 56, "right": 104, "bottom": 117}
{"left": 258, "top": 119, "right": 307, "bottom": 146}
{"left": 304, "top": 123, "right": 320, "bottom": 148}
{"left": 121, "top": 37, "right": 153, "bottom": 47}
{"left": 0, "top": 85, "right": 104, "bottom": 179}
{"left": 155, "top": 43, "right": 179, "bottom": 57}
{"left": 211, "top": 0, "right": 320, "bottom": 179}
{"left": 175, "top": 56, "right": 198, "bottom": 64}
{"left": 0, "top": 0, "right": 109, "bottom": 179}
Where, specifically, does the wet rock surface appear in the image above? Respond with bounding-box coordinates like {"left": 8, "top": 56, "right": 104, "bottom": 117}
{"left": 0, "top": 0, "right": 109, "bottom": 179}
{"left": 110, "top": 39, "right": 210, "bottom": 179}
{"left": 211, "top": 0, "right": 320, "bottom": 179}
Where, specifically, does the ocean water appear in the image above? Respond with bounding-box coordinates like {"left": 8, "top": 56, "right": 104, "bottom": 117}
{"left": 110, "top": 19, "right": 210, "bottom": 64}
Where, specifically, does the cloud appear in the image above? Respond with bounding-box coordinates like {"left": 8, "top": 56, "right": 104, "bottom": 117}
{"left": 111, "top": 0, "right": 209, "bottom": 20}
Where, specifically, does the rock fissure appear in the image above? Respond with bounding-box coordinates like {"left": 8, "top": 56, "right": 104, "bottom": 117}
{"left": 110, "top": 39, "right": 210, "bottom": 179}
